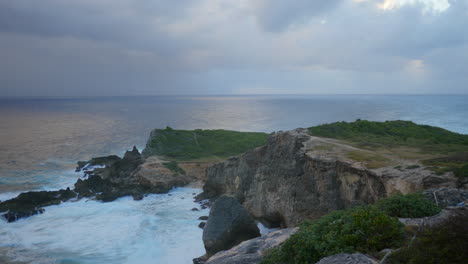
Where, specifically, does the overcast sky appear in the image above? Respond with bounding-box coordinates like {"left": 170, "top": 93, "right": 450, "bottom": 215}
{"left": 1, "top": 0, "right": 467, "bottom": 96}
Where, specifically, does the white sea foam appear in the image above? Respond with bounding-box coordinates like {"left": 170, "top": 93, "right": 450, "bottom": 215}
{"left": 0, "top": 187, "right": 207, "bottom": 264}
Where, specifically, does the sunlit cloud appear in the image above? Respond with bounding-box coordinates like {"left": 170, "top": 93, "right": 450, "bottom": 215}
{"left": 377, "top": 0, "right": 450, "bottom": 13}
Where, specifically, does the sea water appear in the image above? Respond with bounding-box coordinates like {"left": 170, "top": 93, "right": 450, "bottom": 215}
{"left": 1, "top": 95, "right": 467, "bottom": 263}
{"left": 0, "top": 188, "right": 207, "bottom": 264}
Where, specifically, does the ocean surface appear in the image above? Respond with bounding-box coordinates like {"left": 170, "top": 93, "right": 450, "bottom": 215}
{"left": 0, "top": 94, "right": 467, "bottom": 263}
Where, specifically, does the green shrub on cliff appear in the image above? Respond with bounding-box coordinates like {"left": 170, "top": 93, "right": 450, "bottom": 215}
{"left": 142, "top": 127, "right": 268, "bottom": 160}
{"left": 261, "top": 206, "right": 405, "bottom": 264}
{"left": 375, "top": 193, "right": 441, "bottom": 218}
{"left": 308, "top": 120, "right": 468, "bottom": 152}
{"left": 163, "top": 161, "right": 186, "bottom": 175}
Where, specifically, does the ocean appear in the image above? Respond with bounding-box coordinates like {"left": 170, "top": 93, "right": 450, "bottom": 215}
{"left": 0, "top": 94, "right": 467, "bottom": 263}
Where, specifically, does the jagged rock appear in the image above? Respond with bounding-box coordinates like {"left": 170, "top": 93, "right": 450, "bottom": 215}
{"left": 315, "top": 253, "right": 378, "bottom": 264}
{"left": 199, "top": 222, "right": 206, "bottom": 229}
{"left": 422, "top": 187, "right": 468, "bottom": 208}
{"left": 0, "top": 188, "right": 77, "bottom": 222}
{"left": 204, "top": 228, "right": 298, "bottom": 264}
{"left": 192, "top": 208, "right": 200, "bottom": 211}
{"left": 399, "top": 204, "right": 468, "bottom": 230}
{"left": 202, "top": 196, "right": 260, "bottom": 257}
{"left": 199, "top": 216, "right": 209, "bottom": 220}
{"left": 75, "top": 155, "right": 121, "bottom": 171}
{"left": 201, "top": 129, "right": 458, "bottom": 227}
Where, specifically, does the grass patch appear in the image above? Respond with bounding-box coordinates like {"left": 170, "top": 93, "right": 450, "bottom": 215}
{"left": 375, "top": 193, "right": 441, "bottom": 218}
{"left": 163, "top": 161, "right": 186, "bottom": 175}
{"left": 142, "top": 127, "right": 268, "bottom": 161}
{"left": 261, "top": 206, "right": 405, "bottom": 264}
{"left": 308, "top": 120, "right": 468, "bottom": 153}
{"left": 346, "top": 150, "right": 392, "bottom": 169}
{"left": 405, "top": 165, "right": 420, "bottom": 170}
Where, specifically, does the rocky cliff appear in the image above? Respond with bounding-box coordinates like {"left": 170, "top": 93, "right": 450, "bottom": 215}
{"left": 201, "top": 129, "right": 458, "bottom": 227}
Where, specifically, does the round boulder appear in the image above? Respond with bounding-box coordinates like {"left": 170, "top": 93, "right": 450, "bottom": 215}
{"left": 202, "top": 196, "right": 260, "bottom": 257}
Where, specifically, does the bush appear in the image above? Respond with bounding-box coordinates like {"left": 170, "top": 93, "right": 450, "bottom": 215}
{"left": 163, "top": 161, "right": 186, "bottom": 175}
{"left": 261, "top": 206, "right": 405, "bottom": 264}
{"left": 375, "top": 193, "right": 441, "bottom": 218}
{"left": 388, "top": 211, "right": 468, "bottom": 264}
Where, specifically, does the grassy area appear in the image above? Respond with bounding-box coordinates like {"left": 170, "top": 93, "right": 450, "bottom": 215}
{"left": 346, "top": 150, "right": 392, "bottom": 169}
{"left": 308, "top": 120, "right": 468, "bottom": 152}
{"left": 309, "top": 120, "right": 468, "bottom": 177}
{"left": 261, "top": 193, "right": 443, "bottom": 264}
{"left": 142, "top": 127, "right": 269, "bottom": 161}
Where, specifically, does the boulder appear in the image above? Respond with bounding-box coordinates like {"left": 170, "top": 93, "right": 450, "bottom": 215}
{"left": 422, "top": 187, "right": 468, "bottom": 208}
{"left": 315, "top": 253, "right": 378, "bottom": 264}
{"left": 204, "top": 228, "right": 297, "bottom": 264}
{"left": 202, "top": 196, "right": 260, "bottom": 257}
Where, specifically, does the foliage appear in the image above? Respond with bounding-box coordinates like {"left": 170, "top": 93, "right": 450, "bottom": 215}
{"left": 308, "top": 120, "right": 468, "bottom": 152}
{"left": 261, "top": 206, "right": 405, "bottom": 264}
{"left": 375, "top": 193, "right": 441, "bottom": 218}
{"left": 163, "top": 161, "right": 186, "bottom": 175}
{"left": 388, "top": 211, "right": 468, "bottom": 264}
{"left": 142, "top": 127, "right": 268, "bottom": 160}
{"left": 405, "top": 165, "right": 420, "bottom": 169}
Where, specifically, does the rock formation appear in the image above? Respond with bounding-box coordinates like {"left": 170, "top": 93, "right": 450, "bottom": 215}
{"left": 204, "top": 228, "right": 298, "bottom": 264}
{"left": 315, "top": 253, "right": 378, "bottom": 264}
{"left": 201, "top": 129, "right": 458, "bottom": 227}
{"left": 202, "top": 196, "right": 260, "bottom": 257}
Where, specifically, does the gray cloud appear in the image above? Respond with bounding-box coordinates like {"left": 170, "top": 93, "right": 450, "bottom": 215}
{"left": 252, "top": 0, "right": 344, "bottom": 31}
{"left": 0, "top": 0, "right": 467, "bottom": 96}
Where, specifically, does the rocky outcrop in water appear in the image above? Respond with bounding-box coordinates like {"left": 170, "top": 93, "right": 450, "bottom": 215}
{"left": 201, "top": 129, "right": 459, "bottom": 227}
{"left": 204, "top": 228, "right": 297, "bottom": 264}
{"left": 1, "top": 146, "right": 203, "bottom": 222}
{"left": 202, "top": 196, "right": 260, "bottom": 258}
{"left": 0, "top": 188, "right": 76, "bottom": 222}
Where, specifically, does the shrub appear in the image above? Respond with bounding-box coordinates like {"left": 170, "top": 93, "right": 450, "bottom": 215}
{"left": 388, "top": 211, "right": 468, "bottom": 264}
{"left": 163, "top": 161, "right": 186, "bottom": 175}
{"left": 261, "top": 206, "right": 405, "bottom": 264}
{"left": 375, "top": 193, "right": 441, "bottom": 218}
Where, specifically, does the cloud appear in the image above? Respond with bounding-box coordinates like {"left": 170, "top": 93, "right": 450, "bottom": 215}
{"left": 252, "top": 0, "right": 344, "bottom": 31}
{"left": 0, "top": 0, "right": 467, "bottom": 96}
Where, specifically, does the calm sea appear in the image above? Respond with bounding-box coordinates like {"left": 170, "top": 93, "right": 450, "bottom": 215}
{"left": 0, "top": 94, "right": 467, "bottom": 263}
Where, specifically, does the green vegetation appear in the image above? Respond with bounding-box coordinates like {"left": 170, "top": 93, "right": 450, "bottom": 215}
{"left": 142, "top": 127, "right": 268, "bottom": 161}
{"left": 375, "top": 193, "right": 441, "bottom": 218}
{"left": 261, "top": 206, "right": 405, "bottom": 264}
{"left": 388, "top": 211, "right": 468, "bottom": 264}
{"left": 309, "top": 120, "right": 468, "bottom": 179}
{"left": 308, "top": 120, "right": 468, "bottom": 152}
{"left": 261, "top": 193, "right": 444, "bottom": 264}
{"left": 346, "top": 150, "right": 391, "bottom": 169}
{"left": 405, "top": 165, "right": 421, "bottom": 170}
{"left": 163, "top": 161, "right": 186, "bottom": 175}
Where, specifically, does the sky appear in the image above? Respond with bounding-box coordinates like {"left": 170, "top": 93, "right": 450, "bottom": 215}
{"left": 0, "top": 0, "right": 467, "bottom": 96}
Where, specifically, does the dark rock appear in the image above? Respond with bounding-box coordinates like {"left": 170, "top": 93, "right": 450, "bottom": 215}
{"left": 133, "top": 194, "right": 144, "bottom": 201}
{"left": 193, "top": 255, "right": 208, "bottom": 264}
{"left": 192, "top": 208, "right": 200, "bottom": 211}
{"left": 199, "top": 222, "right": 206, "bottom": 229}
{"left": 0, "top": 188, "right": 77, "bottom": 222}
{"left": 75, "top": 155, "right": 121, "bottom": 172}
{"left": 202, "top": 196, "right": 260, "bottom": 257}
{"left": 423, "top": 187, "right": 468, "bottom": 208}
{"left": 315, "top": 253, "right": 378, "bottom": 264}
{"left": 199, "top": 216, "right": 209, "bottom": 220}
{"left": 204, "top": 228, "right": 297, "bottom": 264}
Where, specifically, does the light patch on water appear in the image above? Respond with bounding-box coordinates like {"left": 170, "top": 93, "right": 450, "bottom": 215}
{"left": 0, "top": 187, "right": 208, "bottom": 264}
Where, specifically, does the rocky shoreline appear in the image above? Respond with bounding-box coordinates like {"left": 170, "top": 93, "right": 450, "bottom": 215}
{"left": 1, "top": 124, "right": 467, "bottom": 264}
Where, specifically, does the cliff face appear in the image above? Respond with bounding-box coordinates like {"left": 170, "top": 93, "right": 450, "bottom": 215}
{"left": 202, "top": 129, "right": 458, "bottom": 227}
